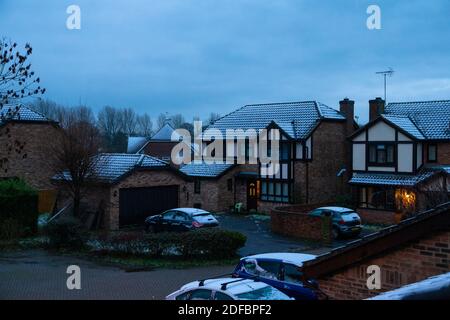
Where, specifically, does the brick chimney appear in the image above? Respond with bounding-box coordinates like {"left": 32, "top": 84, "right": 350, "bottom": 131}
{"left": 369, "top": 97, "right": 385, "bottom": 121}
{"left": 339, "top": 98, "right": 355, "bottom": 136}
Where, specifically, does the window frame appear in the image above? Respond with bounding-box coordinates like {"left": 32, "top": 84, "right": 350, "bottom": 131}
{"left": 368, "top": 142, "right": 396, "bottom": 166}
{"left": 194, "top": 178, "right": 201, "bottom": 194}
{"left": 427, "top": 144, "right": 437, "bottom": 163}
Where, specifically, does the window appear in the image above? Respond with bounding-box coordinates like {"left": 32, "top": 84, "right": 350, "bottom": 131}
{"left": 260, "top": 181, "right": 290, "bottom": 203}
{"left": 283, "top": 264, "right": 304, "bottom": 284}
{"left": 213, "top": 292, "right": 234, "bottom": 300}
{"left": 227, "top": 178, "right": 233, "bottom": 191}
{"left": 189, "top": 289, "right": 213, "bottom": 300}
{"left": 162, "top": 211, "right": 176, "bottom": 220}
{"left": 368, "top": 143, "right": 395, "bottom": 165}
{"left": 243, "top": 259, "right": 281, "bottom": 280}
{"left": 359, "top": 187, "right": 395, "bottom": 210}
{"left": 194, "top": 179, "right": 201, "bottom": 194}
{"left": 428, "top": 144, "right": 437, "bottom": 162}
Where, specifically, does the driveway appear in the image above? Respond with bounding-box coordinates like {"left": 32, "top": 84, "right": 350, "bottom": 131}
{"left": 216, "top": 213, "right": 374, "bottom": 256}
{"left": 0, "top": 250, "right": 232, "bottom": 300}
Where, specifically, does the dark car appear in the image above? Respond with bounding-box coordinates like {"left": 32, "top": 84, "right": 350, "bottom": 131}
{"left": 308, "top": 206, "right": 362, "bottom": 239}
{"left": 232, "top": 253, "right": 322, "bottom": 300}
{"left": 144, "top": 208, "right": 219, "bottom": 233}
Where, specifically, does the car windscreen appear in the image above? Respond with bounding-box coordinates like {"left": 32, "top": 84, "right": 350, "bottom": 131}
{"left": 340, "top": 211, "right": 357, "bottom": 215}
{"left": 192, "top": 212, "right": 210, "bottom": 217}
{"left": 235, "top": 286, "right": 290, "bottom": 300}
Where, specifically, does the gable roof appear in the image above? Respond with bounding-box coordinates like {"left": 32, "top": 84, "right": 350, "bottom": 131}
{"left": 179, "top": 161, "right": 235, "bottom": 178}
{"left": 54, "top": 153, "right": 170, "bottom": 184}
{"left": 0, "top": 104, "right": 53, "bottom": 124}
{"left": 151, "top": 123, "right": 180, "bottom": 141}
{"left": 208, "top": 101, "right": 345, "bottom": 140}
{"left": 127, "top": 136, "right": 149, "bottom": 153}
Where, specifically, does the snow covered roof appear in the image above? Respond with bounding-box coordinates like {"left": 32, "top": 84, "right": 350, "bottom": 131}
{"left": 126, "top": 136, "right": 149, "bottom": 153}
{"left": 54, "top": 153, "right": 169, "bottom": 183}
{"left": 151, "top": 123, "right": 180, "bottom": 141}
{"left": 384, "top": 100, "right": 450, "bottom": 140}
{"left": 208, "top": 101, "right": 345, "bottom": 140}
{"left": 349, "top": 169, "right": 438, "bottom": 187}
{"left": 0, "top": 104, "right": 52, "bottom": 124}
{"left": 368, "top": 272, "right": 450, "bottom": 300}
{"left": 179, "top": 161, "right": 235, "bottom": 178}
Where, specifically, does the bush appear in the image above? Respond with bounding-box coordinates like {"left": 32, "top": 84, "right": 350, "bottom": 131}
{"left": 45, "top": 220, "right": 86, "bottom": 250}
{"left": 0, "top": 179, "right": 38, "bottom": 239}
{"left": 89, "top": 228, "right": 247, "bottom": 259}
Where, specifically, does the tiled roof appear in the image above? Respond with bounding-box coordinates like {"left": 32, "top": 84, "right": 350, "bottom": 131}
{"left": 385, "top": 100, "right": 450, "bottom": 140}
{"left": 208, "top": 101, "right": 345, "bottom": 140}
{"left": 381, "top": 115, "right": 425, "bottom": 140}
{"left": 349, "top": 170, "right": 438, "bottom": 187}
{"left": 151, "top": 123, "right": 180, "bottom": 141}
{"left": 180, "top": 162, "right": 235, "bottom": 178}
{"left": 127, "top": 136, "right": 149, "bottom": 153}
{"left": 54, "top": 153, "right": 168, "bottom": 183}
{"left": 0, "top": 104, "right": 51, "bottom": 123}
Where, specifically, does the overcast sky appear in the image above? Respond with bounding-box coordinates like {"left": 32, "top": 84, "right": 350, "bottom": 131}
{"left": 1, "top": 0, "right": 449, "bottom": 123}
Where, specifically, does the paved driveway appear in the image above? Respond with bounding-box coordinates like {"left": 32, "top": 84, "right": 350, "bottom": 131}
{"left": 0, "top": 250, "right": 232, "bottom": 300}
{"left": 216, "top": 213, "right": 374, "bottom": 256}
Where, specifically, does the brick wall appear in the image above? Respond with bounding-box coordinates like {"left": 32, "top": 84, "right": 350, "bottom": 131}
{"left": 293, "top": 121, "right": 349, "bottom": 205}
{"left": 357, "top": 208, "right": 397, "bottom": 225}
{"left": 0, "top": 122, "right": 60, "bottom": 190}
{"left": 271, "top": 205, "right": 332, "bottom": 241}
{"left": 141, "top": 141, "right": 178, "bottom": 159}
{"left": 437, "top": 143, "right": 450, "bottom": 165}
{"left": 318, "top": 229, "right": 450, "bottom": 300}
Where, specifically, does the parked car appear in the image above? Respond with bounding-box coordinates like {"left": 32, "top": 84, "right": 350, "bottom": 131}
{"left": 232, "top": 253, "right": 322, "bottom": 300}
{"left": 144, "top": 208, "right": 219, "bottom": 232}
{"left": 166, "top": 277, "right": 292, "bottom": 300}
{"left": 308, "top": 206, "right": 362, "bottom": 239}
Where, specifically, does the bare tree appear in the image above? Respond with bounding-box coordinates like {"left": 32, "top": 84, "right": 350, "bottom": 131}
{"left": 0, "top": 39, "right": 45, "bottom": 109}
{"left": 206, "top": 112, "right": 221, "bottom": 125}
{"left": 48, "top": 121, "right": 102, "bottom": 217}
{"left": 97, "top": 105, "right": 123, "bottom": 137}
{"left": 121, "top": 107, "right": 137, "bottom": 136}
{"left": 157, "top": 113, "right": 168, "bottom": 130}
{"left": 171, "top": 113, "right": 185, "bottom": 129}
{"left": 136, "top": 113, "right": 153, "bottom": 137}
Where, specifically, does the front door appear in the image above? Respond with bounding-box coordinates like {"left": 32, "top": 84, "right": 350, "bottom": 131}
{"left": 247, "top": 179, "right": 258, "bottom": 211}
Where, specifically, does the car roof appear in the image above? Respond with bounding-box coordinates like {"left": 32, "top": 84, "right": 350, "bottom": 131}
{"left": 181, "top": 278, "right": 270, "bottom": 295}
{"left": 316, "top": 206, "right": 355, "bottom": 213}
{"left": 242, "top": 252, "right": 317, "bottom": 267}
{"left": 169, "top": 208, "right": 211, "bottom": 215}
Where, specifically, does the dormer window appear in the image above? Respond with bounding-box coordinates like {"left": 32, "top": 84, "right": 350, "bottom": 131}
{"left": 368, "top": 143, "right": 395, "bottom": 166}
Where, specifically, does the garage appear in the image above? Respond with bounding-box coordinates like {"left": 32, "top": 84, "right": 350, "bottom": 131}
{"left": 119, "top": 185, "right": 179, "bottom": 227}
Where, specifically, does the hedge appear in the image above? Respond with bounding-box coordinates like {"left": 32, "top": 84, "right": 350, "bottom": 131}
{"left": 89, "top": 228, "right": 247, "bottom": 259}
{"left": 0, "top": 179, "right": 38, "bottom": 239}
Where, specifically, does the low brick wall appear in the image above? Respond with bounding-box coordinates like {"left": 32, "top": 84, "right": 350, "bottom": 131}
{"left": 271, "top": 204, "right": 332, "bottom": 241}
{"left": 357, "top": 208, "right": 397, "bottom": 225}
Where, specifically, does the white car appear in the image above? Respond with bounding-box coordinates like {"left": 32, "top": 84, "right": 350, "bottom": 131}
{"left": 166, "top": 277, "right": 293, "bottom": 300}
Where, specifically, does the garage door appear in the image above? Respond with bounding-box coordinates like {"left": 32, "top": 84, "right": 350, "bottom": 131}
{"left": 119, "top": 185, "right": 179, "bottom": 227}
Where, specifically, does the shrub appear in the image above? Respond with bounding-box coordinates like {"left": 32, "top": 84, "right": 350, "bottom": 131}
{"left": 0, "top": 179, "right": 38, "bottom": 239}
{"left": 45, "top": 220, "right": 86, "bottom": 250}
{"left": 89, "top": 228, "right": 247, "bottom": 259}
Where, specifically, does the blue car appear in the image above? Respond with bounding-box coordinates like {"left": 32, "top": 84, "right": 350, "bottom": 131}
{"left": 232, "top": 253, "right": 322, "bottom": 300}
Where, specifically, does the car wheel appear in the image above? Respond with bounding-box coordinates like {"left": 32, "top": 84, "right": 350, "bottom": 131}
{"left": 332, "top": 227, "right": 340, "bottom": 240}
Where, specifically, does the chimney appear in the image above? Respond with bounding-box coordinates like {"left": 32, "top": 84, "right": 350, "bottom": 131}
{"left": 339, "top": 98, "right": 355, "bottom": 136}
{"left": 369, "top": 97, "right": 385, "bottom": 121}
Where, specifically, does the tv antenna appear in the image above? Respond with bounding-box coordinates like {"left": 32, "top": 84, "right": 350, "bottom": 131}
{"left": 376, "top": 68, "right": 394, "bottom": 102}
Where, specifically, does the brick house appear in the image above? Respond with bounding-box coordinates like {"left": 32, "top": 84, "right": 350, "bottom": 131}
{"left": 54, "top": 153, "right": 191, "bottom": 230}
{"left": 301, "top": 202, "right": 450, "bottom": 300}
{"left": 196, "top": 99, "right": 357, "bottom": 213}
{"left": 0, "top": 104, "right": 59, "bottom": 191}
{"left": 349, "top": 99, "right": 450, "bottom": 224}
{"left": 138, "top": 123, "right": 179, "bottom": 161}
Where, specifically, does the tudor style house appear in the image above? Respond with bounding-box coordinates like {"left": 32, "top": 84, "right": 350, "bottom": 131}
{"left": 349, "top": 98, "right": 450, "bottom": 224}
{"left": 180, "top": 99, "right": 357, "bottom": 213}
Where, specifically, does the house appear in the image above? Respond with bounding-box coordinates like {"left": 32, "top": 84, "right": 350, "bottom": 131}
{"left": 138, "top": 122, "right": 180, "bottom": 161}
{"left": 54, "top": 153, "right": 191, "bottom": 230}
{"left": 193, "top": 99, "right": 357, "bottom": 213}
{"left": 349, "top": 98, "right": 450, "bottom": 224}
{"left": 0, "top": 104, "right": 59, "bottom": 191}
{"left": 301, "top": 201, "right": 450, "bottom": 300}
